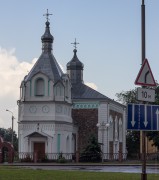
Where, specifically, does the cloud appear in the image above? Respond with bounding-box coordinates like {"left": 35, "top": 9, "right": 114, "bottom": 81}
{"left": 0, "top": 47, "right": 98, "bottom": 133}
{"left": 85, "top": 82, "right": 98, "bottom": 90}
{"left": 0, "top": 48, "right": 36, "bottom": 98}
{"left": 0, "top": 47, "right": 36, "bottom": 133}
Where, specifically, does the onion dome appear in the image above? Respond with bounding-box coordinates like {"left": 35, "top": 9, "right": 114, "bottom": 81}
{"left": 67, "top": 49, "right": 83, "bottom": 70}
{"left": 41, "top": 21, "right": 54, "bottom": 53}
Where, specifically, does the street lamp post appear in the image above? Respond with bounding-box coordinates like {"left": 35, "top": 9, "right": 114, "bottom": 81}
{"left": 97, "top": 122, "right": 109, "bottom": 162}
{"left": 6, "top": 109, "right": 15, "bottom": 146}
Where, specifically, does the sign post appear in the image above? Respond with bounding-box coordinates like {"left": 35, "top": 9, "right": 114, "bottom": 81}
{"left": 133, "top": 1, "right": 156, "bottom": 180}
{"left": 141, "top": 1, "right": 146, "bottom": 178}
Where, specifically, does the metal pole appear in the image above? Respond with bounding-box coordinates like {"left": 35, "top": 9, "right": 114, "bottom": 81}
{"left": 12, "top": 115, "right": 14, "bottom": 145}
{"left": 141, "top": 0, "right": 147, "bottom": 180}
{"left": 6, "top": 109, "right": 14, "bottom": 146}
{"left": 141, "top": 0, "right": 146, "bottom": 63}
{"left": 102, "top": 127, "right": 104, "bottom": 162}
{"left": 141, "top": 131, "right": 147, "bottom": 180}
{"left": 107, "top": 126, "right": 109, "bottom": 160}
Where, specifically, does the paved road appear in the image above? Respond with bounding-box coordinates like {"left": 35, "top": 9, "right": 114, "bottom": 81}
{"left": 17, "top": 165, "right": 159, "bottom": 174}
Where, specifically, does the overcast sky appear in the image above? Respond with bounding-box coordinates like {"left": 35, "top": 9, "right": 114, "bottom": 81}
{"left": 1, "top": 0, "right": 159, "bottom": 133}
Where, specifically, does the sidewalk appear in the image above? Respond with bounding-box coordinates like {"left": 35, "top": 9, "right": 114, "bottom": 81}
{"left": 1, "top": 161, "right": 159, "bottom": 167}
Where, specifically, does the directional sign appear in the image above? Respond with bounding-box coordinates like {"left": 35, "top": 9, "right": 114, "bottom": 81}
{"left": 135, "top": 59, "right": 156, "bottom": 87}
{"left": 137, "top": 87, "right": 155, "bottom": 102}
{"left": 127, "top": 103, "right": 159, "bottom": 130}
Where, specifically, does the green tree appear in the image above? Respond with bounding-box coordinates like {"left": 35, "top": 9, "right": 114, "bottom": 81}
{"left": 116, "top": 88, "right": 138, "bottom": 105}
{"left": 0, "top": 128, "right": 18, "bottom": 151}
{"left": 126, "top": 131, "right": 140, "bottom": 157}
{"left": 146, "top": 131, "right": 159, "bottom": 148}
{"left": 80, "top": 135, "right": 102, "bottom": 162}
{"left": 116, "top": 88, "right": 159, "bottom": 151}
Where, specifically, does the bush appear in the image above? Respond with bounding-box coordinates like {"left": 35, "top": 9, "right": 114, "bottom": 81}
{"left": 57, "top": 152, "right": 66, "bottom": 163}
{"left": 79, "top": 135, "right": 102, "bottom": 162}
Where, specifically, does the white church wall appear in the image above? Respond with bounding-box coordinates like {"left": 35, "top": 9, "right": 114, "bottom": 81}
{"left": 98, "top": 102, "right": 109, "bottom": 153}
{"left": 18, "top": 130, "right": 22, "bottom": 152}
{"left": 122, "top": 108, "right": 126, "bottom": 153}
{"left": 97, "top": 101, "right": 126, "bottom": 155}
{"left": 109, "top": 102, "right": 126, "bottom": 154}
{"left": 24, "top": 81, "right": 30, "bottom": 100}
{"left": 62, "top": 74, "right": 72, "bottom": 104}
{"left": 98, "top": 102, "right": 108, "bottom": 124}
{"left": 19, "top": 103, "right": 55, "bottom": 121}
{"left": 55, "top": 104, "right": 72, "bottom": 123}
{"left": 48, "top": 137, "right": 54, "bottom": 154}
{"left": 109, "top": 102, "right": 125, "bottom": 114}
{"left": 19, "top": 103, "right": 72, "bottom": 123}
{"left": 24, "top": 73, "right": 55, "bottom": 101}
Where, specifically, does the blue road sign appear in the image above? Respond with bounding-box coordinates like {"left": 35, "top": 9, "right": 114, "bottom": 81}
{"left": 127, "top": 103, "right": 159, "bottom": 131}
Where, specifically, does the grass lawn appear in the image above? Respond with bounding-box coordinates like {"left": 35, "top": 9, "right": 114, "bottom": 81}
{"left": 0, "top": 166, "right": 159, "bottom": 180}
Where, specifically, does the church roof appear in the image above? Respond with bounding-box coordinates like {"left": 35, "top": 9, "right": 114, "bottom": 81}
{"left": 25, "top": 53, "right": 63, "bottom": 82}
{"left": 25, "top": 18, "right": 63, "bottom": 82}
{"left": 72, "top": 83, "right": 109, "bottom": 99}
{"left": 72, "top": 83, "right": 125, "bottom": 107}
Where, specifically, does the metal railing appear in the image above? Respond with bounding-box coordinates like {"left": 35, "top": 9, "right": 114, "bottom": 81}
{"left": 1, "top": 152, "right": 159, "bottom": 163}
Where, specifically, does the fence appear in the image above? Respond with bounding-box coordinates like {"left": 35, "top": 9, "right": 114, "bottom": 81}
{"left": 1, "top": 152, "right": 159, "bottom": 163}
{"left": 13, "top": 152, "right": 76, "bottom": 163}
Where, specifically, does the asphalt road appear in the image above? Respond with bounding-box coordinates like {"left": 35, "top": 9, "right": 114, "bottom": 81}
{"left": 17, "top": 165, "right": 159, "bottom": 174}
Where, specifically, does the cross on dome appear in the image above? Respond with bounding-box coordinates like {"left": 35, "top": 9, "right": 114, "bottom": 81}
{"left": 43, "top": 9, "right": 52, "bottom": 22}
{"left": 71, "top": 38, "right": 79, "bottom": 49}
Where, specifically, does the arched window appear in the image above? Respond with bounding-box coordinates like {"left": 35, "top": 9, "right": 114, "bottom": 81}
{"left": 65, "top": 80, "right": 69, "bottom": 98}
{"left": 35, "top": 78, "right": 44, "bottom": 96}
{"left": 109, "top": 115, "right": 113, "bottom": 141}
{"left": 56, "top": 85, "right": 61, "bottom": 96}
{"left": 66, "top": 135, "right": 70, "bottom": 153}
{"left": 55, "top": 83, "right": 64, "bottom": 96}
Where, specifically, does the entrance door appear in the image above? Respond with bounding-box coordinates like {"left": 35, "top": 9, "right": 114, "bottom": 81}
{"left": 34, "top": 142, "right": 45, "bottom": 162}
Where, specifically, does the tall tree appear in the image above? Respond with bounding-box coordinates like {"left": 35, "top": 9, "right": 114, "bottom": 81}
{"left": 0, "top": 128, "right": 18, "bottom": 151}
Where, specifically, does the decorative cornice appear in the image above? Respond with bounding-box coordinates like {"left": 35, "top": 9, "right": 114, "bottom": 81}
{"left": 72, "top": 102, "right": 99, "bottom": 109}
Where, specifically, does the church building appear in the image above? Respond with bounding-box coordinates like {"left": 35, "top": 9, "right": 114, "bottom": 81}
{"left": 18, "top": 12, "right": 126, "bottom": 161}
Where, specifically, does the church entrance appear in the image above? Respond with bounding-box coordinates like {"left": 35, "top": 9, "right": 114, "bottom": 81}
{"left": 34, "top": 142, "right": 45, "bottom": 162}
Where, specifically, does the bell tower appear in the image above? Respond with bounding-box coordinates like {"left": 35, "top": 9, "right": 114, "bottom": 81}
{"left": 67, "top": 39, "right": 84, "bottom": 84}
